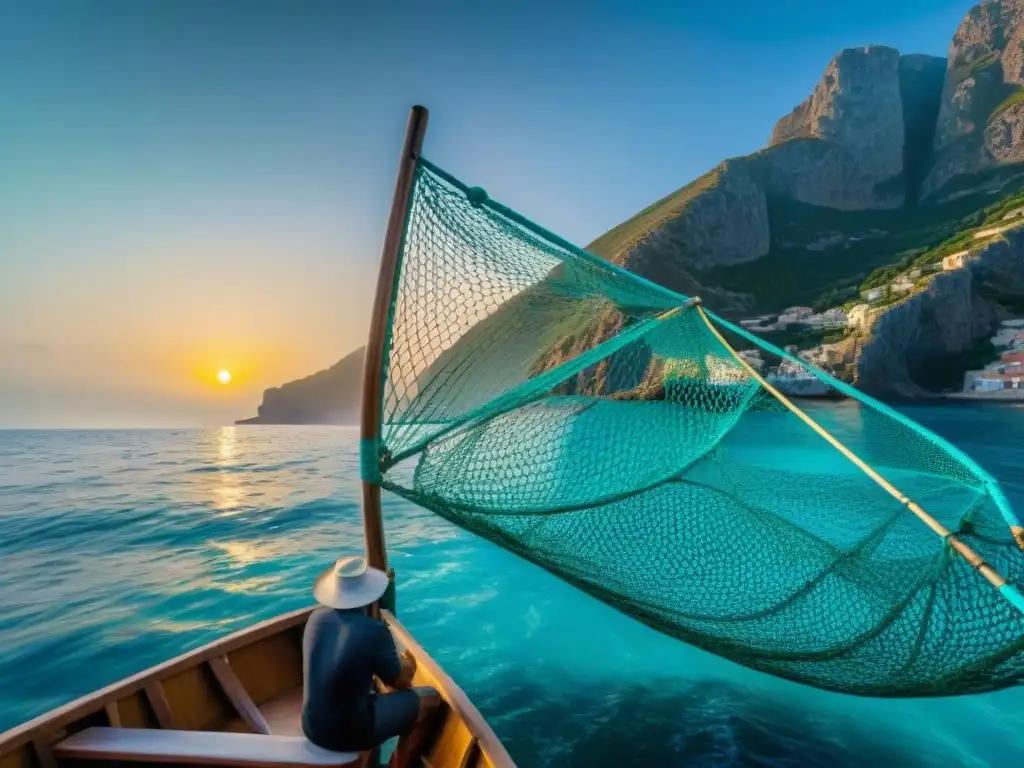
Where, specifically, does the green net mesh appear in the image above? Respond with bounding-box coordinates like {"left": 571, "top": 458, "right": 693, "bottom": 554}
{"left": 366, "top": 159, "right": 1024, "bottom": 697}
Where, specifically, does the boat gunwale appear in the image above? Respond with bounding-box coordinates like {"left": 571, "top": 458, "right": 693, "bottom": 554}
{"left": 0, "top": 607, "right": 515, "bottom": 768}
{"left": 380, "top": 610, "right": 514, "bottom": 768}
{"left": 0, "top": 607, "right": 313, "bottom": 753}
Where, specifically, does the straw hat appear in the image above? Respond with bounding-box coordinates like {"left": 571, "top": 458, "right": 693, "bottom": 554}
{"left": 313, "top": 555, "right": 389, "bottom": 610}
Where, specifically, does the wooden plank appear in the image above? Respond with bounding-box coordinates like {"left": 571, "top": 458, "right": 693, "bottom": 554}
{"left": 29, "top": 741, "right": 56, "bottom": 768}
{"left": 0, "top": 746, "right": 29, "bottom": 768}
{"left": 104, "top": 702, "right": 121, "bottom": 728}
{"left": 258, "top": 689, "right": 303, "bottom": 738}
{"left": 227, "top": 634, "right": 302, "bottom": 706}
{"left": 0, "top": 607, "right": 313, "bottom": 753}
{"left": 144, "top": 683, "right": 178, "bottom": 730}
{"left": 1, "top": 606, "right": 515, "bottom": 768}
{"left": 382, "top": 612, "right": 513, "bottom": 768}
{"left": 54, "top": 727, "right": 361, "bottom": 767}
{"left": 117, "top": 692, "right": 149, "bottom": 729}
{"left": 360, "top": 104, "right": 429, "bottom": 572}
{"left": 208, "top": 657, "right": 271, "bottom": 736}
{"left": 458, "top": 740, "right": 480, "bottom": 768}
{"left": 425, "top": 717, "right": 471, "bottom": 768}
{"left": 162, "top": 664, "right": 229, "bottom": 732}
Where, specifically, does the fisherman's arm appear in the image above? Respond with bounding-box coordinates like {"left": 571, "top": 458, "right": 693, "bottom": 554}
{"left": 375, "top": 623, "right": 417, "bottom": 689}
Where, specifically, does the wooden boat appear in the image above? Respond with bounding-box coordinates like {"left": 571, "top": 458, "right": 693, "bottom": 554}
{"left": 0, "top": 106, "right": 516, "bottom": 768}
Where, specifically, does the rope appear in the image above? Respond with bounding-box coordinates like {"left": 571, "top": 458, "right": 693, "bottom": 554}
{"left": 696, "top": 305, "right": 1024, "bottom": 617}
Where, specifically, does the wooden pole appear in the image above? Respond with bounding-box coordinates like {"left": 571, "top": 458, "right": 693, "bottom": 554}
{"left": 360, "top": 106, "right": 429, "bottom": 572}
{"left": 696, "top": 305, "right": 1024, "bottom": 614}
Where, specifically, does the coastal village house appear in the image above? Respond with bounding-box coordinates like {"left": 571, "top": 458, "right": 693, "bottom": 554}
{"left": 943, "top": 251, "right": 969, "bottom": 271}
{"left": 863, "top": 286, "right": 887, "bottom": 303}
{"left": 738, "top": 306, "right": 848, "bottom": 333}
{"left": 737, "top": 349, "right": 765, "bottom": 371}
{"left": 847, "top": 304, "right": 872, "bottom": 331}
{"left": 970, "top": 350, "right": 1024, "bottom": 392}
{"left": 891, "top": 275, "right": 915, "bottom": 293}
{"left": 777, "top": 306, "right": 815, "bottom": 326}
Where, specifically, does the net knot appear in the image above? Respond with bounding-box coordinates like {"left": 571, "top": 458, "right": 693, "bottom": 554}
{"left": 465, "top": 186, "right": 489, "bottom": 207}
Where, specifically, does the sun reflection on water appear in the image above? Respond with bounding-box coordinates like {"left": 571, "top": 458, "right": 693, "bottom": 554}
{"left": 213, "top": 426, "right": 242, "bottom": 512}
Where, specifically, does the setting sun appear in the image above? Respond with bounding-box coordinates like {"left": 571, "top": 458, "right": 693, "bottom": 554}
{"left": 217, "top": 370, "right": 232, "bottom": 385}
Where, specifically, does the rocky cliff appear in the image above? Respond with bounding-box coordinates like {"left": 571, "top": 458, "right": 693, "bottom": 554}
{"left": 236, "top": 347, "right": 365, "bottom": 425}
{"left": 854, "top": 230, "right": 1024, "bottom": 396}
{"left": 591, "top": 45, "right": 946, "bottom": 285}
{"left": 924, "top": 0, "right": 1024, "bottom": 197}
{"left": 770, "top": 46, "right": 906, "bottom": 187}
{"left": 273, "top": 0, "right": 1024, "bottom": 414}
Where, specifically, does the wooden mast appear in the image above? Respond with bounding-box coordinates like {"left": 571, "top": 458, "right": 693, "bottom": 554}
{"left": 360, "top": 105, "right": 429, "bottom": 572}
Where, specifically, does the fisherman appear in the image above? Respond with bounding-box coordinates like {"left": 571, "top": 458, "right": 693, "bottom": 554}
{"left": 301, "top": 555, "right": 440, "bottom": 757}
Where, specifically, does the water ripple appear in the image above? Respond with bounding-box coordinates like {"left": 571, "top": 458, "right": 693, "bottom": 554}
{"left": 0, "top": 419, "right": 1023, "bottom": 766}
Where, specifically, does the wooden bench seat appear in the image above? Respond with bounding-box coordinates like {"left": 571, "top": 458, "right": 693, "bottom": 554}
{"left": 55, "top": 727, "right": 360, "bottom": 768}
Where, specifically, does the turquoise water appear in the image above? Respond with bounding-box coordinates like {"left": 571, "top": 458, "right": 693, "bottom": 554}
{"left": 1, "top": 404, "right": 1023, "bottom": 766}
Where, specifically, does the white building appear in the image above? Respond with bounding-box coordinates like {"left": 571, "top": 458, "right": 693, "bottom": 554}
{"left": 777, "top": 306, "right": 815, "bottom": 326}
{"left": 738, "top": 349, "right": 765, "bottom": 371}
{"left": 863, "top": 286, "right": 887, "bottom": 302}
{"left": 820, "top": 308, "right": 848, "bottom": 328}
{"left": 974, "top": 377, "right": 1004, "bottom": 392}
{"left": 847, "top": 304, "right": 872, "bottom": 331}
{"left": 891, "top": 276, "right": 915, "bottom": 293}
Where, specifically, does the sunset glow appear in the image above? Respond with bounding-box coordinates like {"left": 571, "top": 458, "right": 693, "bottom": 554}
{"left": 217, "top": 370, "right": 232, "bottom": 385}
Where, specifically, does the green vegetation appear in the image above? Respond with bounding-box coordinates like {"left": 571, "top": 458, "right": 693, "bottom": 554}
{"left": 990, "top": 87, "right": 1024, "bottom": 122}
{"left": 962, "top": 50, "right": 1000, "bottom": 76}
{"left": 812, "top": 286, "right": 859, "bottom": 313}
{"left": 694, "top": 181, "right": 1024, "bottom": 313}
{"left": 586, "top": 168, "right": 720, "bottom": 260}
{"left": 965, "top": 55, "right": 1016, "bottom": 124}
{"left": 978, "top": 188, "right": 1024, "bottom": 225}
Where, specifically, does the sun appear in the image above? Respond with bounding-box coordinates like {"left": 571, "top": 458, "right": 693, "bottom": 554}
{"left": 217, "top": 370, "right": 232, "bottom": 385}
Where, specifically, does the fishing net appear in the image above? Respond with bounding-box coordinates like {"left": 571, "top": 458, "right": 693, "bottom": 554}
{"left": 362, "top": 158, "right": 1024, "bottom": 697}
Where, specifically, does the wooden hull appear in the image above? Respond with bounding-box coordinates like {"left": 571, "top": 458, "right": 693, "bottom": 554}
{"left": 0, "top": 608, "right": 515, "bottom": 768}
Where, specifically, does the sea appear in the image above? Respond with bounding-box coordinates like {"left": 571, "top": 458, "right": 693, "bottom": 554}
{"left": 1, "top": 403, "right": 1024, "bottom": 767}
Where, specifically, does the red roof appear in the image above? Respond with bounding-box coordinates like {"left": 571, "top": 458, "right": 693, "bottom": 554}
{"left": 1001, "top": 352, "right": 1024, "bottom": 365}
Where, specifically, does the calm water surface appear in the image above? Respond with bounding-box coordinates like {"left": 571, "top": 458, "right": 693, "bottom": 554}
{"left": 1, "top": 403, "right": 1024, "bottom": 767}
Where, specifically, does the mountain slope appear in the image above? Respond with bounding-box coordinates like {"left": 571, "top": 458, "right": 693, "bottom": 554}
{"left": 261, "top": 0, "right": 1024, "bottom": 416}
{"left": 236, "top": 347, "right": 365, "bottom": 425}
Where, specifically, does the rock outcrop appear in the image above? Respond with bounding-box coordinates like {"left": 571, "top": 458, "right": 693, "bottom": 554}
{"left": 271, "top": 1, "right": 1024, "bottom": 412}
{"left": 591, "top": 45, "right": 932, "bottom": 279}
{"left": 855, "top": 270, "right": 990, "bottom": 396}
{"left": 236, "top": 347, "right": 365, "bottom": 425}
{"left": 618, "top": 164, "right": 770, "bottom": 273}
{"left": 854, "top": 230, "right": 1024, "bottom": 396}
{"left": 924, "top": 0, "right": 1024, "bottom": 196}
{"left": 770, "top": 46, "right": 906, "bottom": 192}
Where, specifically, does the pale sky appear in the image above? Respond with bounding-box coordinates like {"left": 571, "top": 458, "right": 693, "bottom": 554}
{"left": 0, "top": 0, "right": 977, "bottom": 427}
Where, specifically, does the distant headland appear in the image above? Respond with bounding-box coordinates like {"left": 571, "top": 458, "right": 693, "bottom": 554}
{"left": 235, "top": 347, "right": 364, "bottom": 425}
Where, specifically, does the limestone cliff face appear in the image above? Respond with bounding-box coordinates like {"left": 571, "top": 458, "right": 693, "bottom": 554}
{"left": 854, "top": 231, "right": 1024, "bottom": 397}
{"left": 736, "top": 137, "right": 902, "bottom": 210}
{"left": 770, "top": 46, "right": 906, "bottom": 196}
{"left": 594, "top": 44, "right": 925, "bottom": 281}
{"left": 925, "top": 0, "right": 1024, "bottom": 196}
{"left": 236, "top": 347, "right": 365, "bottom": 425}
{"left": 619, "top": 164, "right": 769, "bottom": 274}
{"left": 855, "top": 271, "right": 989, "bottom": 396}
